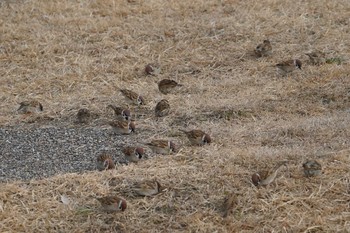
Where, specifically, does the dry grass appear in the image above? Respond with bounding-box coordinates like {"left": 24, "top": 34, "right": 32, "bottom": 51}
{"left": 1, "top": 0, "right": 350, "bottom": 232}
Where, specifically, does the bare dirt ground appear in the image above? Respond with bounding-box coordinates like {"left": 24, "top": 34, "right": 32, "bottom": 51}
{"left": 0, "top": 0, "right": 349, "bottom": 232}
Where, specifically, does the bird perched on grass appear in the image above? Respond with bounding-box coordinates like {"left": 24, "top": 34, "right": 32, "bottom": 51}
{"left": 155, "top": 99, "right": 170, "bottom": 117}
{"left": 109, "top": 120, "right": 135, "bottom": 135}
{"left": 180, "top": 129, "right": 212, "bottom": 146}
{"left": 96, "top": 153, "right": 115, "bottom": 171}
{"left": 145, "top": 63, "right": 160, "bottom": 75}
{"left": 254, "top": 39, "right": 272, "bottom": 57}
{"left": 276, "top": 59, "right": 302, "bottom": 75}
{"left": 133, "top": 180, "right": 162, "bottom": 196}
{"left": 96, "top": 196, "right": 127, "bottom": 212}
{"left": 144, "top": 140, "right": 177, "bottom": 155}
{"left": 251, "top": 161, "right": 288, "bottom": 187}
{"left": 17, "top": 100, "right": 43, "bottom": 114}
{"left": 122, "top": 146, "right": 145, "bottom": 163}
{"left": 158, "top": 79, "right": 183, "bottom": 95}
{"left": 303, "top": 160, "right": 322, "bottom": 177}
{"left": 120, "top": 89, "right": 145, "bottom": 106}
{"left": 107, "top": 104, "right": 131, "bottom": 121}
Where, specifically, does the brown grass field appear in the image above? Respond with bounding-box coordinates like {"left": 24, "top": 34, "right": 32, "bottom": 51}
{"left": 1, "top": 0, "right": 350, "bottom": 232}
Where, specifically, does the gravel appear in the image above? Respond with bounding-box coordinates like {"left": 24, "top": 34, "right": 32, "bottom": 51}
{"left": 0, "top": 125, "right": 135, "bottom": 182}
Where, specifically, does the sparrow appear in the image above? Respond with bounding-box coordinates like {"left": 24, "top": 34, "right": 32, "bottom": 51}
{"left": 254, "top": 39, "right": 272, "bottom": 57}
{"left": 155, "top": 99, "right": 170, "bottom": 117}
{"left": 96, "top": 196, "right": 127, "bottom": 212}
{"left": 107, "top": 104, "right": 131, "bottom": 121}
{"left": 133, "top": 180, "right": 162, "bottom": 196}
{"left": 158, "top": 79, "right": 183, "bottom": 95}
{"left": 145, "top": 63, "right": 160, "bottom": 75}
{"left": 120, "top": 89, "right": 145, "bottom": 105}
{"left": 180, "top": 129, "right": 212, "bottom": 146}
{"left": 251, "top": 161, "right": 288, "bottom": 187}
{"left": 17, "top": 100, "right": 43, "bottom": 114}
{"left": 305, "top": 50, "right": 326, "bottom": 65}
{"left": 122, "top": 146, "right": 145, "bottom": 163}
{"left": 109, "top": 120, "right": 135, "bottom": 134}
{"left": 76, "top": 108, "right": 90, "bottom": 124}
{"left": 276, "top": 59, "right": 302, "bottom": 75}
{"left": 222, "top": 193, "right": 237, "bottom": 218}
{"left": 303, "top": 160, "right": 322, "bottom": 177}
{"left": 145, "top": 140, "right": 177, "bottom": 154}
{"left": 96, "top": 153, "right": 115, "bottom": 171}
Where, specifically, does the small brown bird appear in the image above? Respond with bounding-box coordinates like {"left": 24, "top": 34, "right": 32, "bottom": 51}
{"left": 254, "top": 39, "right": 272, "bottom": 57}
{"left": 222, "top": 193, "right": 237, "bottom": 218}
{"left": 180, "top": 129, "right": 212, "bottom": 146}
{"left": 133, "top": 180, "right": 162, "bottom": 196}
{"left": 122, "top": 146, "right": 145, "bottom": 163}
{"left": 155, "top": 99, "right": 170, "bottom": 117}
{"left": 96, "top": 196, "right": 127, "bottom": 212}
{"left": 276, "top": 59, "right": 302, "bottom": 75}
{"left": 17, "top": 100, "right": 43, "bottom": 114}
{"left": 109, "top": 120, "right": 135, "bottom": 134}
{"left": 76, "top": 108, "right": 90, "bottom": 124}
{"left": 158, "top": 79, "right": 183, "bottom": 95}
{"left": 251, "top": 161, "right": 288, "bottom": 187}
{"left": 96, "top": 153, "right": 115, "bottom": 171}
{"left": 303, "top": 160, "right": 322, "bottom": 177}
{"left": 145, "top": 140, "right": 177, "bottom": 155}
{"left": 107, "top": 104, "right": 131, "bottom": 121}
{"left": 305, "top": 51, "right": 326, "bottom": 65}
{"left": 145, "top": 63, "right": 160, "bottom": 75}
{"left": 120, "top": 89, "right": 145, "bottom": 105}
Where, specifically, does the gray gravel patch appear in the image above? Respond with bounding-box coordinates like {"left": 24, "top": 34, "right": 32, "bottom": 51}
{"left": 0, "top": 125, "right": 135, "bottom": 182}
